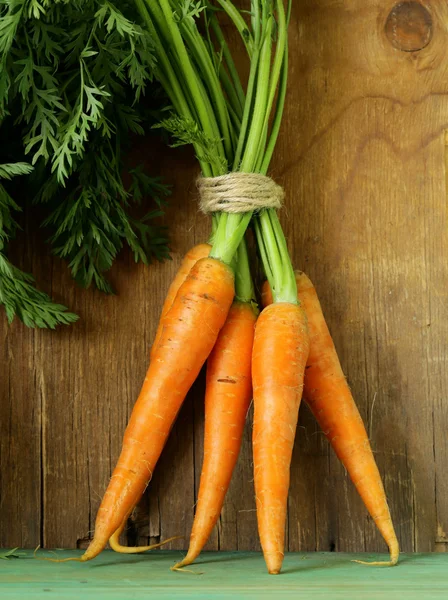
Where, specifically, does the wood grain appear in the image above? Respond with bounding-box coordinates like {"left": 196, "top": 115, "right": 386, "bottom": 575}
{"left": 1, "top": 0, "right": 447, "bottom": 553}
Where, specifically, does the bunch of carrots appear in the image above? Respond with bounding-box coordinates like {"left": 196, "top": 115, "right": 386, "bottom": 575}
{"left": 54, "top": 0, "right": 399, "bottom": 574}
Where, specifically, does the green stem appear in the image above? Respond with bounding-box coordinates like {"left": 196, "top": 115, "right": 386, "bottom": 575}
{"left": 252, "top": 1, "right": 296, "bottom": 304}
{"left": 254, "top": 0, "right": 286, "bottom": 172}
{"left": 234, "top": 238, "right": 256, "bottom": 305}
{"left": 253, "top": 217, "right": 273, "bottom": 291}
{"left": 210, "top": 212, "right": 251, "bottom": 265}
{"left": 210, "top": 14, "right": 245, "bottom": 115}
{"left": 259, "top": 209, "right": 283, "bottom": 289}
{"left": 271, "top": 209, "right": 296, "bottom": 302}
{"left": 226, "top": 100, "right": 242, "bottom": 133}
{"left": 210, "top": 213, "right": 219, "bottom": 241}
{"left": 156, "top": 0, "right": 225, "bottom": 165}
{"left": 240, "top": 16, "right": 273, "bottom": 172}
{"left": 257, "top": 209, "right": 297, "bottom": 303}
{"left": 215, "top": 0, "right": 254, "bottom": 56}
{"left": 259, "top": 47, "right": 288, "bottom": 174}
{"left": 137, "top": 0, "right": 213, "bottom": 177}
{"left": 230, "top": 0, "right": 260, "bottom": 173}
{"left": 180, "top": 23, "right": 233, "bottom": 163}
{"left": 146, "top": 7, "right": 196, "bottom": 120}
{"left": 211, "top": 2, "right": 272, "bottom": 264}
{"left": 137, "top": 0, "right": 293, "bottom": 304}
{"left": 232, "top": 44, "right": 260, "bottom": 171}
{"left": 143, "top": 0, "right": 171, "bottom": 44}
{"left": 219, "top": 65, "right": 243, "bottom": 125}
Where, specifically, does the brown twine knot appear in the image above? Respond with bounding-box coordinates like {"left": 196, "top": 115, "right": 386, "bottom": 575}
{"left": 197, "top": 172, "right": 284, "bottom": 214}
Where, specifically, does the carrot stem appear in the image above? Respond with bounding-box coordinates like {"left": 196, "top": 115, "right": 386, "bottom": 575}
{"left": 209, "top": 15, "right": 245, "bottom": 116}
{"left": 215, "top": 0, "right": 254, "bottom": 56}
{"left": 234, "top": 237, "right": 256, "bottom": 304}
{"left": 157, "top": 0, "right": 225, "bottom": 164}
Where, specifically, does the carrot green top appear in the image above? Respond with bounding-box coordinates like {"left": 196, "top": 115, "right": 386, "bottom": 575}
{"left": 135, "top": 0, "right": 297, "bottom": 304}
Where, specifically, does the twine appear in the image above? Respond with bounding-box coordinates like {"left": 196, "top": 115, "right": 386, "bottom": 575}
{"left": 197, "top": 172, "right": 284, "bottom": 214}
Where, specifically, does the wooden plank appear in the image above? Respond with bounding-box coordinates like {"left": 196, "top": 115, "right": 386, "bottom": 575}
{"left": 282, "top": 0, "right": 448, "bottom": 554}
{"left": 0, "top": 222, "right": 41, "bottom": 548}
{"left": 432, "top": 131, "right": 448, "bottom": 553}
{"left": 1, "top": 551, "right": 448, "bottom": 600}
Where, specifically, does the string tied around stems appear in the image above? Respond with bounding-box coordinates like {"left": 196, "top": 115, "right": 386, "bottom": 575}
{"left": 198, "top": 172, "right": 284, "bottom": 214}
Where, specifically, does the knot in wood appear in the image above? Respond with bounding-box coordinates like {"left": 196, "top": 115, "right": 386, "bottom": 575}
{"left": 385, "top": 2, "right": 432, "bottom": 52}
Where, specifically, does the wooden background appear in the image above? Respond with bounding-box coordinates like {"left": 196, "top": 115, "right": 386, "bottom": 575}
{"left": 1, "top": 0, "right": 448, "bottom": 554}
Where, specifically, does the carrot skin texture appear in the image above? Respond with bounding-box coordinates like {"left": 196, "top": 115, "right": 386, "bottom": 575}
{"left": 252, "top": 303, "right": 309, "bottom": 575}
{"left": 83, "top": 258, "right": 234, "bottom": 561}
{"left": 175, "top": 301, "right": 257, "bottom": 568}
{"left": 261, "top": 274, "right": 399, "bottom": 565}
{"left": 151, "top": 243, "right": 211, "bottom": 359}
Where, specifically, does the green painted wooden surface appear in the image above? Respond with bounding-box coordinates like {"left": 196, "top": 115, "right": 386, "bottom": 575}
{"left": 0, "top": 552, "right": 447, "bottom": 599}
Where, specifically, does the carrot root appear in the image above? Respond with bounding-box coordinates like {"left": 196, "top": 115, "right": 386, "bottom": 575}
{"left": 180, "top": 301, "right": 256, "bottom": 567}
{"left": 37, "top": 556, "right": 85, "bottom": 563}
{"left": 82, "top": 257, "right": 234, "bottom": 562}
{"left": 151, "top": 243, "right": 211, "bottom": 359}
{"left": 352, "top": 559, "right": 398, "bottom": 567}
{"left": 261, "top": 273, "right": 400, "bottom": 567}
{"left": 353, "top": 539, "right": 399, "bottom": 566}
{"left": 34, "top": 545, "right": 90, "bottom": 563}
{"left": 252, "top": 303, "right": 310, "bottom": 575}
{"left": 170, "top": 562, "right": 204, "bottom": 574}
{"left": 109, "top": 530, "right": 183, "bottom": 554}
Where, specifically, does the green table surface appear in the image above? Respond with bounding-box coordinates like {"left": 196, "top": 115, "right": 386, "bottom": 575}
{"left": 1, "top": 551, "right": 447, "bottom": 599}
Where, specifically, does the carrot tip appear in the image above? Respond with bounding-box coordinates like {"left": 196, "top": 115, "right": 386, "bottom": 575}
{"left": 352, "top": 559, "right": 398, "bottom": 567}
{"left": 170, "top": 563, "right": 203, "bottom": 575}
{"left": 353, "top": 546, "right": 399, "bottom": 567}
{"left": 36, "top": 557, "right": 84, "bottom": 563}
{"left": 33, "top": 547, "right": 85, "bottom": 564}
{"left": 109, "top": 535, "right": 183, "bottom": 555}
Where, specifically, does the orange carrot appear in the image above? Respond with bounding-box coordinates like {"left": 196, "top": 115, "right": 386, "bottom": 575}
{"left": 151, "top": 243, "right": 211, "bottom": 359}
{"left": 252, "top": 303, "right": 309, "bottom": 574}
{"left": 173, "top": 301, "right": 256, "bottom": 569}
{"left": 75, "top": 257, "right": 234, "bottom": 562}
{"left": 261, "top": 273, "right": 399, "bottom": 565}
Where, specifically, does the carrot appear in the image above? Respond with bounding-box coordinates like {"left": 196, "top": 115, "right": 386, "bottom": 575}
{"left": 151, "top": 243, "right": 211, "bottom": 359}
{"left": 72, "top": 257, "right": 234, "bottom": 562}
{"left": 173, "top": 301, "right": 256, "bottom": 570}
{"left": 252, "top": 303, "right": 309, "bottom": 574}
{"left": 261, "top": 273, "right": 399, "bottom": 565}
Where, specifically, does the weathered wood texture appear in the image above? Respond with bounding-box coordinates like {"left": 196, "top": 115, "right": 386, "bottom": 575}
{"left": 1, "top": 0, "right": 447, "bottom": 552}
